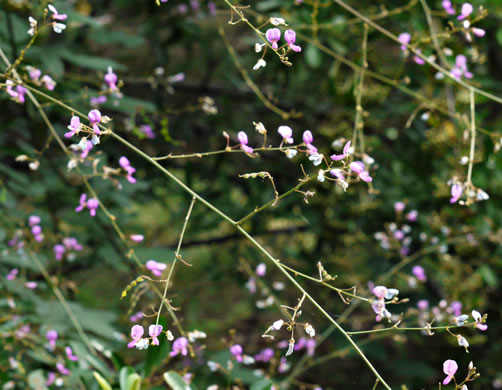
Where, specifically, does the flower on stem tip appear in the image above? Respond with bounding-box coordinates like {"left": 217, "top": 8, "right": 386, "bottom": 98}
{"left": 397, "top": 33, "right": 411, "bottom": 51}
{"left": 128, "top": 325, "right": 145, "bottom": 348}
{"left": 7, "top": 268, "right": 18, "bottom": 280}
{"left": 457, "top": 3, "right": 473, "bottom": 20}
{"left": 330, "top": 140, "right": 351, "bottom": 161}
{"left": 75, "top": 194, "right": 99, "bottom": 217}
{"left": 278, "top": 126, "right": 294, "bottom": 144}
{"left": 230, "top": 344, "right": 243, "bottom": 362}
{"left": 451, "top": 55, "right": 473, "bottom": 80}
{"left": 119, "top": 156, "right": 137, "bottom": 183}
{"left": 46, "top": 330, "right": 58, "bottom": 350}
{"left": 450, "top": 183, "right": 463, "bottom": 203}
{"left": 266, "top": 28, "right": 281, "bottom": 50}
{"left": 238, "top": 131, "right": 253, "bottom": 154}
{"left": 28, "top": 17, "right": 37, "bottom": 36}
{"left": 104, "top": 67, "right": 118, "bottom": 91}
{"left": 130, "top": 234, "right": 144, "bottom": 243}
{"left": 5, "top": 80, "right": 27, "bottom": 104}
{"left": 149, "top": 324, "right": 163, "bottom": 345}
{"left": 442, "top": 359, "right": 458, "bottom": 385}
{"left": 145, "top": 260, "right": 167, "bottom": 277}
{"left": 65, "top": 346, "right": 78, "bottom": 361}
{"left": 41, "top": 75, "right": 56, "bottom": 90}
{"left": 65, "top": 116, "right": 81, "bottom": 138}
{"left": 472, "top": 310, "right": 487, "bottom": 331}
{"left": 412, "top": 265, "right": 426, "bottom": 281}
{"left": 349, "top": 161, "right": 373, "bottom": 183}
{"left": 170, "top": 337, "right": 189, "bottom": 356}
{"left": 88, "top": 109, "right": 102, "bottom": 135}
{"left": 442, "top": 0, "right": 456, "bottom": 15}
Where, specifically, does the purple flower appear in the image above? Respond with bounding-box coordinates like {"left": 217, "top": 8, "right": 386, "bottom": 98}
{"left": 7, "top": 268, "right": 18, "bottom": 281}
{"left": 25, "top": 281, "right": 37, "bottom": 289}
{"left": 46, "top": 330, "right": 58, "bottom": 350}
{"left": 442, "top": 359, "right": 458, "bottom": 385}
{"left": 128, "top": 325, "right": 144, "bottom": 348}
{"left": 46, "top": 372, "right": 56, "bottom": 386}
{"left": 442, "top": 0, "right": 456, "bottom": 15}
{"left": 331, "top": 140, "right": 351, "bottom": 161}
{"left": 417, "top": 299, "right": 429, "bottom": 310}
{"left": 170, "top": 337, "right": 189, "bottom": 356}
{"left": 278, "top": 126, "right": 294, "bottom": 144}
{"left": 393, "top": 230, "right": 404, "bottom": 241}
{"left": 41, "top": 75, "right": 56, "bottom": 91}
{"left": 451, "top": 301, "right": 463, "bottom": 317}
{"left": 54, "top": 244, "right": 65, "bottom": 261}
{"left": 394, "top": 202, "right": 405, "bottom": 213}
{"left": 90, "top": 95, "right": 107, "bottom": 106}
{"left": 413, "top": 49, "right": 425, "bottom": 65}
{"left": 450, "top": 183, "right": 463, "bottom": 203}
{"left": 56, "top": 362, "right": 71, "bottom": 376}
{"left": 349, "top": 161, "right": 373, "bottom": 183}
{"left": 65, "top": 116, "right": 81, "bottom": 138}
{"left": 406, "top": 210, "right": 418, "bottom": 221}
{"left": 48, "top": 5, "right": 67, "bottom": 21}
{"left": 457, "top": 3, "right": 473, "bottom": 20}
{"left": 284, "top": 30, "right": 301, "bottom": 52}
{"left": 230, "top": 344, "right": 243, "bottom": 362}
{"left": 149, "top": 324, "right": 163, "bottom": 345}
{"left": 88, "top": 109, "right": 102, "bottom": 135}
{"left": 452, "top": 55, "right": 473, "bottom": 80}
{"left": 256, "top": 263, "right": 266, "bottom": 277}
{"left": 397, "top": 33, "right": 411, "bottom": 51}
{"left": 266, "top": 28, "right": 281, "bottom": 50}
{"left": 472, "top": 310, "right": 487, "bottom": 331}
{"left": 472, "top": 27, "right": 485, "bottom": 37}
{"left": 238, "top": 131, "right": 253, "bottom": 154}
{"left": 28, "top": 215, "right": 41, "bottom": 226}
{"left": 27, "top": 66, "right": 41, "bottom": 81}
{"left": 130, "top": 312, "right": 143, "bottom": 322}
{"left": 65, "top": 346, "right": 79, "bottom": 361}
{"left": 146, "top": 260, "right": 167, "bottom": 277}
{"left": 119, "top": 156, "right": 137, "bottom": 184}
{"left": 130, "top": 234, "right": 144, "bottom": 243}
{"left": 74, "top": 194, "right": 86, "bottom": 213}
{"left": 63, "top": 237, "right": 83, "bottom": 251}
{"left": 140, "top": 125, "right": 156, "bottom": 139}
{"left": 104, "top": 67, "right": 118, "bottom": 91}
{"left": 255, "top": 348, "right": 274, "bottom": 362}
{"left": 412, "top": 265, "right": 427, "bottom": 281}
{"left": 302, "top": 130, "right": 318, "bottom": 154}
{"left": 75, "top": 194, "right": 99, "bottom": 217}
{"left": 6, "top": 81, "right": 27, "bottom": 104}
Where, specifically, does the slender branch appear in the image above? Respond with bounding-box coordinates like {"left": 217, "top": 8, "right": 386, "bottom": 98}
{"left": 466, "top": 89, "right": 476, "bottom": 186}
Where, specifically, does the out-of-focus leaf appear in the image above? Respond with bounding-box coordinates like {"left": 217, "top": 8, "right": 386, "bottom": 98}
{"left": 93, "top": 371, "right": 113, "bottom": 390}
{"left": 163, "top": 371, "right": 188, "bottom": 390}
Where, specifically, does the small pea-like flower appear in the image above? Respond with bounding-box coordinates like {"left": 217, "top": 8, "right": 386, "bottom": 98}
{"left": 41, "top": 75, "right": 56, "bottom": 90}
{"left": 266, "top": 28, "right": 281, "bottom": 49}
{"left": 412, "top": 265, "right": 426, "bottom": 281}
{"left": 65, "top": 346, "right": 79, "bottom": 361}
{"left": 394, "top": 202, "right": 405, "bottom": 213}
{"left": 46, "top": 330, "right": 58, "bottom": 350}
{"left": 28, "top": 17, "right": 37, "bottom": 36}
{"left": 238, "top": 131, "right": 254, "bottom": 154}
{"left": 317, "top": 169, "right": 325, "bottom": 182}
{"left": 457, "top": 3, "right": 473, "bottom": 20}
{"left": 56, "top": 362, "right": 71, "bottom": 376}
{"left": 170, "top": 337, "right": 189, "bottom": 356}
{"left": 149, "top": 324, "right": 163, "bottom": 345}
{"left": 471, "top": 27, "right": 485, "bottom": 37}
{"left": 146, "top": 260, "right": 167, "bottom": 277}
{"left": 130, "top": 312, "right": 143, "bottom": 322}
{"left": 130, "top": 234, "right": 144, "bottom": 243}
{"left": 406, "top": 210, "right": 418, "bottom": 221}
{"left": 139, "top": 125, "right": 156, "bottom": 139}
{"left": 278, "top": 126, "right": 294, "bottom": 144}
{"left": 80, "top": 140, "right": 94, "bottom": 159}
{"left": 451, "top": 55, "right": 473, "bottom": 80}
{"left": 413, "top": 49, "right": 426, "bottom": 65}
{"left": 75, "top": 194, "right": 99, "bottom": 216}
{"left": 48, "top": 5, "right": 67, "bottom": 33}
{"left": 88, "top": 109, "right": 102, "bottom": 135}
{"left": 104, "top": 66, "right": 118, "bottom": 91}
{"left": 26, "top": 66, "right": 41, "bottom": 81}
{"left": 270, "top": 17, "right": 286, "bottom": 26}
{"left": 46, "top": 372, "right": 56, "bottom": 386}
{"left": 349, "top": 161, "right": 373, "bottom": 183}
{"left": 450, "top": 301, "right": 462, "bottom": 317}
{"left": 119, "top": 156, "right": 137, "bottom": 184}
{"left": 285, "top": 149, "right": 298, "bottom": 158}
{"left": 442, "top": 0, "right": 456, "bottom": 15}
{"left": 90, "top": 95, "right": 107, "bottom": 106}
{"left": 304, "top": 323, "right": 315, "bottom": 337}
{"left": 7, "top": 268, "right": 19, "bottom": 281}
{"left": 309, "top": 153, "right": 323, "bottom": 166}
{"left": 54, "top": 244, "right": 65, "bottom": 261}
{"left": 254, "top": 348, "right": 274, "bottom": 362}
{"left": 29, "top": 215, "right": 41, "bottom": 226}
{"left": 5, "top": 81, "right": 27, "bottom": 104}
{"left": 65, "top": 116, "right": 81, "bottom": 138}
{"left": 417, "top": 299, "right": 429, "bottom": 311}
{"left": 442, "top": 359, "right": 458, "bottom": 385}
{"left": 457, "top": 335, "right": 469, "bottom": 351}
{"left": 256, "top": 263, "right": 266, "bottom": 277}
{"left": 450, "top": 183, "right": 463, "bottom": 203}
{"left": 127, "top": 325, "right": 144, "bottom": 348}
{"left": 455, "top": 314, "right": 469, "bottom": 326}
{"left": 471, "top": 310, "right": 487, "bottom": 331}
{"left": 330, "top": 140, "right": 351, "bottom": 161}
{"left": 230, "top": 344, "right": 244, "bottom": 362}
{"left": 253, "top": 59, "right": 267, "bottom": 70}
{"left": 285, "top": 339, "right": 295, "bottom": 356}
{"left": 397, "top": 32, "right": 411, "bottom": 51}
{"left": 284, "top": 30, "right": 301, "bottom": 52}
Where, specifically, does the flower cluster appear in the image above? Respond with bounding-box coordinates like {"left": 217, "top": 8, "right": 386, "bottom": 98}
{"left": 145, "top": 259, "right": 167, "bottom": 276}
{"left": 48, "top": 5, "right": 67, "bottom": 34}
{"left": 128, "top": 324, "right": 164, "bottom": 349}
{"left": 371, "top": 286, "right": 399, "bottom": 322}
{"left": 53, "top": 237, "right": 83, "bottom": 261}
{"left": 28, "top": 215, "right": 44, "bottom": 242}
{"left": 119, "top": 156, "right": 137, "bottom": 184}
{"left": 265, "top": 28, "right": 302, "bottom": 52}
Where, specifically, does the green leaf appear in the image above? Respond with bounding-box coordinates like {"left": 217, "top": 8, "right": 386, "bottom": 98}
{"left": 163, "top": 371, "right": 188, "bottom": 390}
{"left": 478, "top": 265, "right": 498, "bottom": 287}
{"left": 126, "top": 373, "right": 142, "bottom": 390}
{"left": 93, "top": 371, "right": 113, "bottom": 390}
{"left": 305, "top": 44, "right": 322, "bottom": 69}
{"left": 59, "top": 49, "right": 127, "bottom": 72}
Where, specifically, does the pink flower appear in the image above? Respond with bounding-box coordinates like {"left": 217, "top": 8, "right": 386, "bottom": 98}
{"left": 88, "top": 109, "right": 102, "bottom": 135}
{"left": 149, "top": 324, "right": 163, "bottom": 345}
{"left": 65, "top": 116, "right": 80, "bottom": 138}
{"left": 393, "top": 230, "right": 404, "bottom": 240}
{"left": 451, "top": 301, "right": 463, "bottom": 317}
{"left": 230, "top": 344, "right": 243, "bottom": 362}
{"left": 119, "top": 156, "right": 136, "bottom": 184}
{"left": 406, "top": 210, "right": 418, "bottom": 221}
{"left": 472, "top": 310, "right": 487, "bottom": 331}
{"left": 302, "top": 130, "right": 318, "bottom": 154}
{"left": 452, "top": 55, "right": 473, "bottom": 80}
{"left": 80, "top": 140, "right": 94, "bottom": 159}
{"left": 442, "top": 359, "right": 458, "bottom": 385}
{"left": 472, "top": 27, "right": 485, "bottom": 37}
{"left": 41, "top": 75, "right": 56, "bottom": 91}
{"left": 349, "top": 161, "right": 372, "bottom": 182}
{"left": 256, "top": 263, "right": 266, "bottom": 277}
{"left": 130, "top": 234, "right": 144, "bottom": 243}
{"left": 417, "top": 299, "right": 429, "bottom": 310}
{"left": 146, "top": 260, "right": 167, "bottom": 277}
{"left": 397, "top": 33, "right": 411, "bottom": 51}
{"left": 63, "top": 237, "right": 83, "bottom": 251}
{"left": 238, "top": 131, "right": 253, "bottom": 154}
{"left": 7, "top": 268, "right": 18, "bottom": 281}
{"left": 127, "top": 325, "right": 144, "bottom": 348}
{"left": 140, "top": 125, "right": 156, "bottom": 139}
{"left": 25, "top": 281, "right": 37, "bottom": 289}
{"left": 46, "top": 372, "right": 56, "bottom": 386}
{"left": 56, "top": 362, "right": 71, "bottom": 376}
{"left": 394, "top": 202, "right": 405, "bottom": 213}
{"left": 90, "top": 95, "right": 107, "bottom": 106}
{"left": 104, "top": 67, "right": 118, "bottom": 91}
{"left": 27, "top": 66, "right": 41, "bottom": 81}
{"left": 284, "top": 30, "right": 301, "bottom": 52}
{"left": 266, "top": 28, "right": 281, "bottom": 50}
{"left": 54, "top": 244, "right": 65, "bottom": 261}
{"left": 255, "top": 348, "right": 274, "bottom": 362}
{"left": 28, "top": 215, "right": 41, "bottom": 226}
{"left": 330, "top": 140, "right": 351, "bottom": 161}
{"left": 457, "top": 3, "right": 473, "bottom": 20}
{"left": 170, "top": 337, "right": 189, "bottom": 356}
{"left": 46, "top": 330, "right": 58, "bottom": 349}
{"left": 413, "top": 49, "right": 425, "bottom": 65}
{"left": 450, "top": 183, "right": 463, "bottom": 203}
{"left": 412, "top": 265, "right": 427, "bottom": 281}
{"left": 6, "top": 81, "right": 27, "bottom": 104}
{"left": 48, "top": 5, "right": 67, "bottom": 21}
{"left": 278, "top": 126, "right": 294, "bottom": 144}
{"left": 75, "top": 194, "right": 99, "bottom": 216}
{"left": 65, "top": 346, "right": 79, "bottom": 361}
{"left": 442, "top": 0, "right": 456, "bottom": 15}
